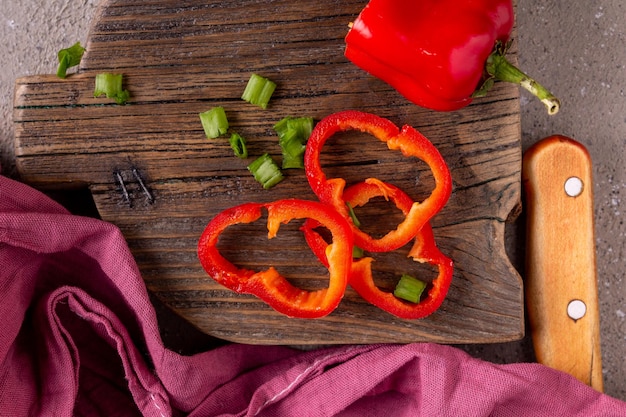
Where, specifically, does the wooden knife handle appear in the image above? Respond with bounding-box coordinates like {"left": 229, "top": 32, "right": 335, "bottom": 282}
{"left": 523, "top": 135, "right": 603, "bottom": 392}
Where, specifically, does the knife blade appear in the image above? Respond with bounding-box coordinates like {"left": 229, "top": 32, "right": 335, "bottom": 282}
{"left": 523, "top": 135, "right": 603, "bottom": 392}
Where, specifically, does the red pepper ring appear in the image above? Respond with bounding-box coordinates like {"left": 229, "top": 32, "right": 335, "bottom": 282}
{"left": 301, "top": 178, "right": 415, "bottom": 267}
{"left": 349, "top": 237, "right": 454, "bottom": 319}
{"left": 197, "top": 199, "right": 354, "bottom": 318}
{"left": 304, "top": 110, "right": 452, "bottom": 253}
{"left": 302, "top": 180, "right": 454, "bottom": 319}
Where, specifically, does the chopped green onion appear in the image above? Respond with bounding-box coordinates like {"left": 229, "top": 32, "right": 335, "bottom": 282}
{"left": 352, "top": 246, "right": 365, "bottom": 259}
{"left": 56, "top": 42, "right": 85, "bottom": 78}
{"left": 278, "top": 129, "right": 306, "bottom": 169}
{"left": 346, "top": 202, "right": 361, "bottom": 228}
{"left": 393, "top": 274, "right": 427, "bottom": 303}
{"left": 93, "top": 73, "right": 130, "bottom": 104}
{"left": 229, "top": 132, "right": 248, "bottom": 159}
{"left": 247, "top": 153, "right": 284, "bottom": 189}
{"left": 273, "top": 116, "right": 314, "bottom": 169}
{"left": 199, "top": 106, "right": 229, "bottom": 139}
{"left": 241, "top": 73, "right": 276, "bottom": 109}
{"left": 345, "top": 203, "right": 364, "bottom": 258}
{"left": 274, "top": 116, "right": 314, "bottom": 142}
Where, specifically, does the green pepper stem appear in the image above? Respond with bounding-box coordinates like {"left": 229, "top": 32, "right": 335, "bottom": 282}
{"left": 487, "top": 53, "right": 560, "bottom": 115}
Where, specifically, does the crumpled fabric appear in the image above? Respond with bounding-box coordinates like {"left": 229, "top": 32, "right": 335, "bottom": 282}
{"left": 1, "top": 173, "right": 625, "bottom": 417}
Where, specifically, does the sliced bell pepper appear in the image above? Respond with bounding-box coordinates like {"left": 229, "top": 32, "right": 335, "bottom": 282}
{"left": 304, "top": 110, "right": 452, "bottom": 253}
{"left": 197, "top": 199, "right": 354, "bottom": 318}
{"left": 349, "top": 227, "right": 454, "bottom": 319}
{"left": 302, "top": 180, "right": 453, "bottom": 319}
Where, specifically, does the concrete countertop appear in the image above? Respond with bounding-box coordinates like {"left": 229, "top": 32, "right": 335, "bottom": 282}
{"left": 1, "top": 0, "right": 624, "bottom": 401}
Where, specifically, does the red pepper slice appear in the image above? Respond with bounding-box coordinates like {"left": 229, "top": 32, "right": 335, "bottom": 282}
{"left": 302, "top": 178, "right": 414, "bottom": 267}
{"left": 304, "top": 110, "right": 452, "bottom": 253}
{"left": 349, "top": 225, "right": 454, "bottom": 319}
{"left": 302, "top": 180, "right": 453, "bottom": 319}
{"left": 197, "top": 199, "right": 354, "bottom": 318}
{"left": 344, "top": 0, "right": 560, "bottom": 114}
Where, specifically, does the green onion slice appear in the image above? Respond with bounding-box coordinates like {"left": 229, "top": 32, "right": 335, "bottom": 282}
{"left": 56, "top": 42, "right": 85, "bottom": 79}
{"left": 93, "top": 73, "right": 130, "bottom": 104}
{"left": 345, "top": 203, "right": 364, "bottom": 257}
{"left": 247, "top": 153, "right": 284, "bottom": 189}
{"left": 393, "top": 274, "right": 427, "bottom": 303}
{"left": 229, "top": 132, "right": 248, "bottom": 159}
{"left": 274, "top": 116, "right": 314, "bottom": 141}
{"left": 346, "top": 202, "right": 361, "bottom": 228}
{"left": 279, "top": 130, "right": 306, "bottom": 169}
{"left": 241, "top": 74, "right": 276, "bottom": 109}
{"left": 199, "top": 107, "right": 229, "bottom": 139}
{"left": 352, "top": 246, "right": 365, "bottom": 259}
{"left": 274, "top": 116, "right": 314, "bottom": 169}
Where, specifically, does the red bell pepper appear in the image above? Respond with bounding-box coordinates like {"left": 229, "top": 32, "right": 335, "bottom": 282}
{"left": 344, "top": 0, "right": 560, "bottom": 114}
{"left": 349, "top": 226, "right": 454, "bottom": 319}
{"left": 197, "top": 199, "right": 354, "bottom": 318}
{"left": 302, "top": 180, "right": 454, "bottom": 319}
{"left": 304, "top": 110, "right": 452, "bottom": 253}
{"left": 302, "top": 178, "right": 415, "bottom": 267}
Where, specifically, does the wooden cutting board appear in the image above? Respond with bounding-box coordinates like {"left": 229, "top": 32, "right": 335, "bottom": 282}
{"left": 13, "top": 0, "right": 523, "bottom": 344}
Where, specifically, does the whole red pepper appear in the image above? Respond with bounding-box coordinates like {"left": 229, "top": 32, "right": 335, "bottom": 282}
{"left": 344, "top": 0, "right": 560, "bottom": 114}
{"left": 197, "top": 199, "right": 354, "bottom": 318}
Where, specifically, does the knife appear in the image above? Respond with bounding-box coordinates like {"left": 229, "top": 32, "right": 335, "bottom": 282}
{"left": 522, "top": 135, "right": 603, "bottom": 392}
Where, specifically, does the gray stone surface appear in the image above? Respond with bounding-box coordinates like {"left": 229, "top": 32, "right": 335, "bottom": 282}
{"left": 1, "top": 0, "right": 623, "bottom": 401}
{"left": 517, "top": 1, "right": 625, "bottom": 400}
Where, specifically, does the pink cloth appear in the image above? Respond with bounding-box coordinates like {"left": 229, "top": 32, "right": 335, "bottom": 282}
{"left": 1, "top": 173, "right": 625, "bottom": 416}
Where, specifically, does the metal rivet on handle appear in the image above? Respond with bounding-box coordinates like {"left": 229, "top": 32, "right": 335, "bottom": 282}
{"left": 564, "top": 176, "right": 584, "bottom": 197}
{"left": 567, "top": 299, "right": 587, "bottom": 321}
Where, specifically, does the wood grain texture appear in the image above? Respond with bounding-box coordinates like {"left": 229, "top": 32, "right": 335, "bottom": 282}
{"left": 13, "top": 0, "right": 523, "bottom": 344}
{"left": 523, "top": 136, "right": 603, "bottom": 391}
